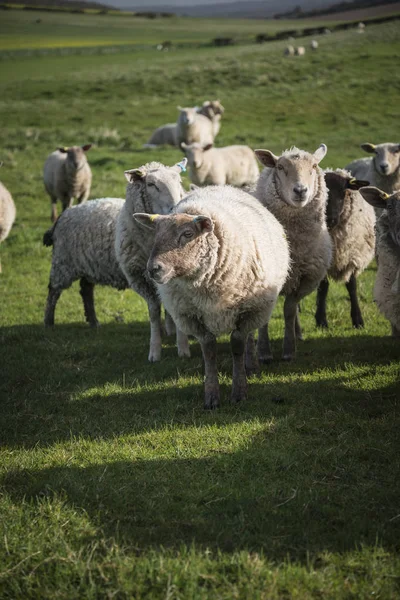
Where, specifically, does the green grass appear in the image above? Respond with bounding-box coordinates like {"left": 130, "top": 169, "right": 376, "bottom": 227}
{"left": 1, "top": 12, "right": 400, "bottom": 598}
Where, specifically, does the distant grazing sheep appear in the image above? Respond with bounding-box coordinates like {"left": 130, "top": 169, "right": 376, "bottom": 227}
{"left": 0, "top": 179, "right": 16, "bottom": 273}
{"left": 346, "top": 143, "right": 400, "bottom": 197}
{"left": 360, "top": 187, "right": 400, "bottom": 337}
{"left": 43, "top": 144, "right": 92, "bottom": 222}
{"left": 295, "top": 46, "right": 305, "bottom": 56}
{"left": 134, "top": 185, "right": 290, "bottom": 408}
{"left": 284, "top": 45, "right": 295, "bottom": 56}
{"left": 310, "top": 40, "right": 319, "bottom": 50}
{"left": 144, "top": 123, "right": 178, "bottom": 147}
{"left": 254, "top": 144, "right": 332, "bottom": 361}
{"left": 315, "top": 170, "right": 375, "bottom": 329}
{"left": 197, "top": 100, "right": 225, "bottom": 138}
{"left": 357, "top": 22, "right": 365, "bottom": 33}
{"left": 181, "top": 142, "right": 259, "bottom": 188}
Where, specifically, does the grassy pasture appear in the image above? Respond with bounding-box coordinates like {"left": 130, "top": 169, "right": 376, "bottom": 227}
{"left": 1, "top": 11, "right": 400, "bottom": 598}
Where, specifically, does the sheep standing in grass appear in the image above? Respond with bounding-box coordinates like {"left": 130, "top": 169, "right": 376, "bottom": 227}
{"left": 315, "top": 170, "right": 375, "bottom": 329}
{"left": 310, "top": 40, "right": 319, "bottom": 50}
{"left": 346, "top": 143, "right": 400, "bottom": 196}
{"left": 0, "top": 179, "right": 16, "bottom": 273}
{"left": 359, "top": 187, "right": 400, "bottom": 337}
{"left": 134, "top": 185, "right": 290, "bottom": 408}
{"left": 254, "top": 144, "right": 332, "bottom": 361}
{"left": 115, "top": 159, "right": 190, "bottom": 362}
{"left": 176, "top": 106, "right": 214, "bottom": 148}
{"left": 295, "top": 47, "right": 305, "bottom": 56}
{"left": 43, "top": 144, "right": 92, "bottom": 222}
{"left": 181, "top": 143, "right": 259, "bottom": 188}
{"left": 197, "top": 100, "right": 225, "bottom": 138}
{"left": 284, "top": 45, "right": 295, "bottom": 56}
{"left": 44, "top": 160, "right": 189, "bottom": 361}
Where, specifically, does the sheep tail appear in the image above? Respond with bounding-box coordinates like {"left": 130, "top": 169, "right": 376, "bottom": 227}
{"left": 43, "top": 222, "right": 57, "bottom": 247}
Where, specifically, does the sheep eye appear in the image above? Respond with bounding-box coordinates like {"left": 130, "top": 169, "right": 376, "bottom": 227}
{"left": 183, "top": 230, "right": 194, "bottom": 239}
{"left": 312, "top": 164, "right": 317, "bottom": 170}
{"left": 277, "top": 164, "right": 284, "bottom": 171}
{"left": 147, "top": 182, "right": 156, "bottom": 187}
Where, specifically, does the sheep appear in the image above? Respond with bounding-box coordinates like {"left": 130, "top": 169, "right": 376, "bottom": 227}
{"left": 180, "top": 142, "right": 259, "bottom": 188}
{"left": 295, "top": 46, "right": 305, "bottom": 56}
{"left": 115, "top": 159, "right": 190, "bottom": 362}
{"left": 357, "top": 22, "right": 365, "bottom": 33}
{"left": 359, "top": 186, "right": 400, "bottom": 337}
{"left": 197, "top": 100, "right": 225, "bottom": 137}
{"left": 310, "top": 40, "right": 319, "bottom": 50}
{"left": 284, "top": 45, "right": 295, "bottom": 56}
{"left": 0, "top": 179, "right": 16, "bottom": 273}
{"left": 315, "top": 170, "right": 375, "bottom": 329}
{"left": 176, "top": 106, "right": 214, "bottom": 148}
{"left": 345, "top": 143, "right": 400, "bottom": 196}
{"left": 254, "top": 144, "right": 332, "bottom": 361}
{"left": 144, "top": 123, "right": 178, "bottom": 148}
{"left": 134, "top": 185, "right": 290, "bottom": 409}
{"left": 44, "top": 159, "right": 190, "bottom": 361}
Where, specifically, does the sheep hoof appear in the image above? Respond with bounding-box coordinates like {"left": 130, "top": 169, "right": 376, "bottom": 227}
{"left": 148, "top": 349, "right": 162, "bottom": 362}
{"left": 178, "top": 346, "right": 191, "bottom": 358}
{"left": 204, "top": 393, "right": 219, "bottom": 410}
{"left": 316, "top": 320, "right": 328, "bottom": 329}
{"left": 258, "top": 354, "right": 273, "bottom": 364}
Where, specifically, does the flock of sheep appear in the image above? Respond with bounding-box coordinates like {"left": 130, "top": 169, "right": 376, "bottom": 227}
{"left": 0, "top": 97, "right": 399, "bottom": 408}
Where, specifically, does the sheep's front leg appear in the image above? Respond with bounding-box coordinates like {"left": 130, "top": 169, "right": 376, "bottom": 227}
{"left": 258, "top": 323, "right": 273, "bottom": 363}
{"left": 44, "top": 285, "right": 61, "bottom": 326}
{"left": 231, "top": 329, "right": 248, "bottom": 404}
{"left": 346, "top": 274, "right": 364, "bottom": 328}
{"left": 80, "top": 277, "right": 99, "bottom": 327}
{"left": 50, "top": 197, "right": 58, "bottom": 223}
{"left": 283, "top": 294, "right": 298, "bottom": 361}
{"left": 147, "top": 299, "right": 162, "bottom": 362}
{"left": 61, "top": 196, "right": 74, "bottom": 212}
{"left": 315, "top": 276, "right": 329, "bottom": 328}
{"left": 77, "top": 190, "right": 89, "bottom": 204}
{"left": 200, "top": 333, "right": 219, "bottom": 410}
{"left": 164, "top": 310, "right": 176, "bottom": 336}
{"left": 245, "top": 331, "right": 260, "bottom": 375}
{"left": 176, "top": 328, "right": 190, "bottom": 358}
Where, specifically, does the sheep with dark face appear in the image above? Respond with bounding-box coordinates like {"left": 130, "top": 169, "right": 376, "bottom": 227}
{"left": 134, "top": 185, "right": 290, "bottom": 409}
{"left": 197, "top": 100, "right": 225, "bottom": 137}
{"left": 315, "top": 170, "right": 374, "bottom": 329}
{"left": 346, "top": 143, "right": 400, "bottom": 196}
{"left": 254, "top": 144, "right": 332, "bottom": 361}
{"left": 359, "top": 187, "right": 400, "bottom": 337}
{"left": 43, "top": 144, "right": 92, "bottom": 222}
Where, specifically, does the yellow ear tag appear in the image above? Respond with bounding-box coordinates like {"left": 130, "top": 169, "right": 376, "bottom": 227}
{"left": 349, "top": 178, "right": 356, "bottom": 185}
{"left": 149, "top": 214, "right": 160, "bottom": 222}
{"left": 380, "top": 192, "right": 390, "bottom": 200}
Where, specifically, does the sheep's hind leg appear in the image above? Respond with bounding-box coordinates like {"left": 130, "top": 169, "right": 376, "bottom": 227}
{"left": 283, "top": 295, "right": 298, "bottom": 361}
{"left": 80, "top": 277, "right": 99, "bottom": 327}
{"left": 295, "top": 306, "right": 303, "bottom": 340}
{"left": 315, "top": 276, "right": 329, "bottom": 328}
{"left": 200, "top": 333, "right": 219, "bottom": 409}
{"left": 346, "top": 274, "right": 364, "bottom": 328}
{"left": 245, "top": 331, "right": 260, "bottom": 376}
{"left": 231, "top": 329, "right": 248, "bottom": 404}
{"left": 50, "top": 197, "right": 57, "bottom": 223}
{"left": 258, "top": 323, "right": 273, "bottom": 363}
{"left": 44, "top": 285, "right": 62, "bottom": 326}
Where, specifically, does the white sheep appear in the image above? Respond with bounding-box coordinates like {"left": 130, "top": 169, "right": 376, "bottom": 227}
{"left": 357, "top": 22, "right": 365, "bottom": 33}
{"left": 315, "top": 169, "right": 375, "bottom": 329}
{"left": 144, "top": 123, "right": 178, "bottom": 148}
{"left": 284, "top": 45, "right": 295, "bottom": 56}
{"left": 196, "top": 100, "right": 225, "bottom": 138}
{"left": 359, "top": 186, "right": 400, "bottom": 337}
{"left": 44, "top": 159, "right": 189, "bottom": 361}
{"left": 43, "top": 144, "right": 92, "bottom": 222}
{"left": 176, "top": 106, "right": 214, "bottom": 148}
{"left": 0, "top": 179, "right": 16, "bottom": 273}
{"left": 181, "top": 143, "right": 259, "bottom": 188}
{"left": 295, "top": 46, "right": 305, "bottom": 56}
{"left": 254, "top": 144, "right": 332, "bottom": 361}
{"left": 310, "top": 40, "right": 319, "bottom": 50}
{"left": 345, "top": 143, "right": 400, "bottom": 196}
{"left": 134, "top": 185, "right": 290, "bottom": 409}
{"left": 115, "top": 159, "right": 190, "bottom": 362}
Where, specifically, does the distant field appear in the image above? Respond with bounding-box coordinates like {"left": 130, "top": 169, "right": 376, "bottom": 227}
{"left": 1, "top": 13, "right": 400, "bottom": 600}
{"left": 310, "top": 1, "right": 400, "bottom": 21}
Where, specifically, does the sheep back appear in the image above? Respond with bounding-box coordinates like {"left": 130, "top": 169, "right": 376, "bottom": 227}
{"left": 0, "top": 180, "right": 16, "bottom": 244}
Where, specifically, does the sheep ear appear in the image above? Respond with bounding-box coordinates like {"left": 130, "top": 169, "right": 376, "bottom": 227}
{"left": 203, "top": 144, "right": 213, "bottom": 152}
{"left": 133, "top": 213, "right": 159, "bottom": 229}
{"left": 173, "top": 158, "right": 187, "bottom": 173}
{"left": 81, "top": 144, "right": 92, "bottom": 152}
{"left": 313, "top": 144, "right": 327, "bottom": 163}
{"left": 348, "top": 178, "right": 370, "bottom": 190}
{"left": 254, "top": 149, "right": 278, "bottom": 168}
{"left": 58, "top": 147, "right": 68, "bottom": 153}
{"left": 359, "top": 186, "right": 390, "bottom": 208}
{"left": 361, "top": 143, "right": 376, "bottom": 153}
{"left": 125, "top": 168, "right": 146, "bottom": 183}
{"left": 193, "top": 215, "right": 213, "bottom": 233}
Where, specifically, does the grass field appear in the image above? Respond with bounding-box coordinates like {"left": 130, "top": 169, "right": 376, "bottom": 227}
{"left": 1, "top": 10, "right": 400, "bottom": 599}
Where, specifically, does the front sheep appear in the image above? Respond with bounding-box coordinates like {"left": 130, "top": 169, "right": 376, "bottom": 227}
{"left": 134, "top": 186, "right": 290, "bottom": 409}
{"left": 115, "top": 159, "right": 190, "bottom": 362}
{"left": 0, "top": 179, "right": 16, "bottom": 273}
{"left": 359, "top": 186, "right": 400, "bottom": 337}
{"left": 181, "top": 142, "right": 259, "bottom": 188}
{"left": 315, "top": 170, "right": 375, "bottom": 329}
{"left": 43, "top": 144, "right": 92, "bottom": 222}
{"left": 346, "top": 143, "right": 400, "bottom": 196}
{"left": 254, "top": 144, "right": 332, "bottom": 361}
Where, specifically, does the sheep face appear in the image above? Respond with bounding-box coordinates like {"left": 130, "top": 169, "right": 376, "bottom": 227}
{"left": 360, "top": 187, "right": 400, "bottom": 247}
{"left": 361, "top": 143, "right": 400, "bottom": 177}
{"left": 177, "top": 107, "right": 197, "bottom": 126}
{"left": 324, "top": 172, "right": 369, "bottom": 229}
{"left": 255, "top": 144, "right": 327, "bottom": 208}
{"left": 201, "top": 100, "right": 225, "bottom": 118}
{"left": 59, "top": 144, "right": 91, "bottom": 171}
{"left": 133, "top": 213, "right": 213, "bottom": 284}
{"left": 181, "top": 143, "right": 212, "bottom": 169}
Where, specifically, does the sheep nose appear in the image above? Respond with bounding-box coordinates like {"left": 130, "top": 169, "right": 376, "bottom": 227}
{"left": 380, "top": 162, "right": 389, "bottom": 173}
{"left": 293, "top": 184, "right": 308, "bottom": 196}
{"left": 148, "top": 262, "right": 163, "bottom": 280}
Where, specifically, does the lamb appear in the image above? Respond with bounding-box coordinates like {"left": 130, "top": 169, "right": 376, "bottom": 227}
{"left": 134, "top": 185, "right": 290, "bottom": 409}
{"left": 254, "top": 144, "right": 332, "bottom": 361}
{"left": 315, "top": 170, "right": 375, "bottom": 329}
{"left": 359, "top": 187, "right": 400, "bottom": 337}
{"left": 196, "top": 100, "right": 225, "bottom": 137}
{"left": 345, "top": 143, "right": 400, "bottom": 196}
{"left": 181, "top": 142, "right": 259, "bottom": 188}
{"left": 284, "top": 45, "right": 295, "bottom": 56}
{"left": 115, "top": 159, "right": 190, "bottom": 362}
{"left": 295, "top": 46, "right": 305, "bottom": 56}
{"left": 176, "top": 106, "right": 214, "bottom": 148}
{"left": 44, "top": 159, "right": 190, "bottom": 361}
{"left": 0, "top": 179, "right": 16, "bottom": 273}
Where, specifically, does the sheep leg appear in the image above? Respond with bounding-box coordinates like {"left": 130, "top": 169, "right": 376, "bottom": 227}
{"left": 176, "top": 328, "right": 190, "bottom": 358}
{"left": 79, "top": 277, "right": 99, "bottom": 328}
{"left": 315, "top": 276, "right": 329, "bottom": 328}
{"left": 61, "top": 196, "right": 74, "bottom": 212}
{"left": 200, "top": 333, "right": 219, "bottom": 410}
{"left": 245, "top": 331, "right": 260, "bottom": 375}
{"left": 283, "top": 295, "right": 298, "bottom": 361}
{"left": 346, "top": 274, "right": 364, "bottom": 328}
{"left": 147, "top": 299, "right": 163, "bottom": 362}
{"left": 295, "top": 305, "right": 303, "bottom": 340}
{"left": 164, "top": 310, "right": 176, "bottom": 336}
{"left": 231, "top": 329, "right": 248, "bottom": 404}
{"left": 44, "top": 285, "right": 61, "bottom": 326}
{"left": 77, "top": 191, "right": 89, "bottom": 204}
{"left": 258, "top": 323, "right": 273, "bottom": 363}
